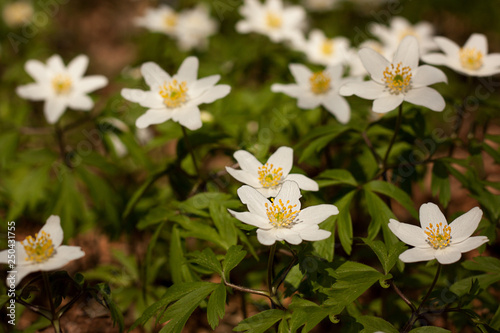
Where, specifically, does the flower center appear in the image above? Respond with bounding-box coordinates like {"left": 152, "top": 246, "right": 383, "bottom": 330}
{"left": 424, "top": 222, "right": 451, "bottom": 249}
{"left": 23, "top": 231, "right": 55, "bottom": 263}
{"left": 265, "top": 198, "right": 300, "bottom": 229}
{"left": 459, "top": 47, "right": 483, "bottom": 70}
{"left": 310, "top": 71, "right": 331, "bottom": 95}
{"left": 159, "top": 79, "right": 188, "bottom": 108}
{"left": 321, "top": 40, "right": 334, "bottom": 56}
{"left": 52, "top": 74, "right": 72, "bottom": 95}
{"left": 164, "top": 13, "right": 178, "bottom": 28}
{"left": 266, "top": 11, "right": 282, "bottom": 29}
{"left": 383, "top": 62, "right": 412, "bottom": 94}
{"left": 258, "top": 163, "right": 283, "bottom": 188}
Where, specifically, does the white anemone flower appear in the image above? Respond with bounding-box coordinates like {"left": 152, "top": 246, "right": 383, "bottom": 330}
{"left": 229, "top": 181, "right": 338, "bottom": 245}
{"left": 295, "top": 30, "right": 351, "bottom": 67}
{"left": 422, "top": 33, "right": 500, "bottom": 77}
{"left": 16, "top": 54, "right": 108, "bottom": 124}
{"left": 134, "top": 4, "right": 179, "bottom": 36}
{"left": 339, "top": 36, "right": 447, "bottom": 113}
{"left": 389, "top": 203, "right": 489, "bottom": 264}
{"left": 271, "top": 63, "right": 357, "bottom": 123}
{"left": 226, "top": 146, "right": 318, "bottom": 197}
{"left": 236, "top": 0, "right": 306, "bottom": 43}
{"left": 369, "top": 16, "right": 437, "bottom": 56}
{"left": 0, "top": 216, "right": 85, "bottom": 286}
{"left": 121, "top": 56, "right": 230, "bottom": 130}
{"left": 175, "top": 5, "right": 218, "bottom": 51}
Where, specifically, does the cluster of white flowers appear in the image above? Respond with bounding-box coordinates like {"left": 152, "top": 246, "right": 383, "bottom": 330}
{"left": 134, "top": 4, "right": 218, "bottom": 52}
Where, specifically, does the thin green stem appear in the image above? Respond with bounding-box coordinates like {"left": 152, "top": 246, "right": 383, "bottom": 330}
{"left": 43, "top": 272, "right": 63, "bottom": 333}
{"left": 181, "top": 125, "right": 200, "bottom": 176}
{"left": 382, "top": 104, "right": 403, "bottom": 171}
{"left": 267, "top": 244, "right": 277, "bottom": 297}
{"left": 417, "top": 264, "right": 442, "bottom": 313}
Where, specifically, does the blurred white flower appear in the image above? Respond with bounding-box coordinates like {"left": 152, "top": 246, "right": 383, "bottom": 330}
{"left": 176, "top": 5, "right": 218, "bottom": 51}
{"left": 302, "top": 0, "right": 339, "bottom": 11}
{"left": 16, "top": 54, "right": 108, "bottom": 124}
{"left": 340, "top": 36, "right": 447, "bottom": 113}
{"left": 0, "top": 216, "right": 85, "bottom": 286}
{"left": 121, "top": 56, "right": 230, "bottom": 130}
{"left": 369, "top": 16, "right": 437, "bottom": 56}
{"left": 272, "top": 63, "right": 357, "bottom": 123}
{"left": 422, "top": 33, "right": 500, "bottom": 77}
{"left": 346, "top": 40, "right": 392, "bottom": 77}
{"left": 389, "top": 203, "right": 489, "bottom": 264}
{"left": 2, "top": 1, "right": 33, "bottom": 28}
{"left": 226, "top": 146, "right": 318, "bottom": 197}
{"left": 295, "top": 29, "right": 351, "bottom": 67}
{"left": 134, "top": 4, "right": 179, "bottom": 36}
{"left": 229, "top": 181, "right": 338, "bottom": 245}
{"left": 236, "top": 0, "right": 306, "bottom": 43}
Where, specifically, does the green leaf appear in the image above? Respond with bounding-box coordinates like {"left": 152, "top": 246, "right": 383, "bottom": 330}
{"left": 170, "top": 226, "right": 194, "bottom": 283}
{"left": 137, "top": 206, "right": 176, "bottom": 230}
{"left": 209, "top": 200, "right": 238, "bottom": 249}
{"left": 190, "top": 248, "right": 223, "bottom": 276}
{"left": 233, "top": 309, "right": 285, "bottom": 333}
{"left": 357, "top": 315, "right": 399, "bottom": 333}
{"left": 315, "top": 169, "right": 358, "bottom": 188}
{"left": 172, "top": 215, "right": 228, "bottom": 250}
{"left": 289, "top": 298, "right": 330, "bottom": 332}
{"left": 336, "top": 191, "right": 357, "bottom": 255}
{"left": 462, "top": 257, "right": 500, "bottom": 274}
{"left": 177, "top": 192, "right": 232, "bottom": 217}
{"left": 490, "top": 304, "right": 500, "bottom": 329}
{"left": 361, "top": 238, "right": 406, "bottom": 275}
{"left": 450, "top": 274, "right": 500, "bottom": 297}
{"left": 312, "top": 215, "right": 337, "bottom": 261}
{"left": 482, "top": 142, "right": 500, "bottom": 164}
{"left": 364, "top": 180, "right": 418, "bottom": 218}
{"left": 207, "top": 284, "right": 227, "bottom": 329}
{"left": 298, "top": 125, "right": 350, "bottom": 163}
{"left": 144, "top": 221, "right": 166, "bottom": 286}
{"left": 363, "top": 190, "right": 399, "bottom": 245}
{"left": 93, "top": 283, "right": 124, "bottom": 333}
{"left": 431, "top": 161, "right": 451, "bottom": 208}
{"left": 222, "top": 245, "right": 247, "bottom": 281}
{"left": 409, "top": 327, "right": 451, "bottom": 333}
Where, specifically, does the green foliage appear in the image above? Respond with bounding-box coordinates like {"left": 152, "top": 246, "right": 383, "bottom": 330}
{"left": 233, "top": 309, "right": 285, "bottom": 333}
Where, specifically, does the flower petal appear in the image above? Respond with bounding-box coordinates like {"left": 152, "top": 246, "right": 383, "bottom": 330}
{"left": 388, "top": 219, "right": 428, "bottom": 248}
{"left": 237, "top": 185, "right": 269, "bottom": 217}
{"left": 53, "top": 245, "right": 85, "bottom": 262}
{"left": 78, "top": 76, "right": 108, "bottom": 93}
{"left": 233, "top": 150, "right": 262, "bottom": 175}
{"left": 464, "top": 33, "right": 488, "bottom": 55}
{"left": 452, "top": 236, "right": 489, "bottom": 253}
{"left": 67, "top": 94, "right": 93, "bottom": 110}
{"left": 16, "top": 83, "right": 50, "bottom": 101}
{"left": 404, "top": 87, "right": 445, "bottom": 112}
{"left": 339, "top": 80, "right": 384, "bottom": 99}
{"left": 25, "top": 59, "right": 48, "bottom": 83}
{"left": 372, "top": 94, "right": 404, "bottom": 113}
{"left": 173, "top": 106, "right": 202, "bottom": 130}
{"left": 434, "top": 247, "right": 462, "bottom": 264}
{"left": 434, "top": 36, "right": 460, "bottom": 57}
{"left": 194, "top": 84, "right": 231, "bottom": 104}
{"left": 274, "top": 180, "right": 302, "bottom": 210}
{"left": 39, "top": 215, "right": 64, "bottom": 248}
{"left": 189, "top": 75, "right": 220, "bottom": 97}
{"left": 449, "top": 207, "right": 483, "bottom": 243}
{"left": 67, "top": 55, "right": 89, "bottom": 79}
{"left": 271, "top": 84, "right": 303, "bottom": 98}
{"left": 412, "top": 65, "right": 447, "bottom": 87}
{"left": 289, "top": 63, "right": 312, "bottom": 86}
{"left": 297, "top": 96, "right": 320, "bottom": 109}
{"left": 421, "top": 53, "right": 448, "bottom": 66}
{"left": 267, "top": 146, "right": 293, "bottom": 177}
{"left": 322, "top": 94, "right": 351, "bottom": 123}
{"left": 399, "top": 247, "right": 436, "bottom": 263}
{"left": 44, "top": 98, "right": 67, "bottom": 124}
{"left": 141, "top": 62, "right": 170, "bottom": 89}
{"left": 358, "top": 47, "right": 390, "bottom": 82}
{"left": 285, "top": 173, "right": 318, "bottom": 191}
{"left": 419, "top": 202, "right": 448, "bottom": 231}
{"left": 136, "top": 109, "right": 171, "bottom": 128}
{"left": 12, "top": 266, "right": 39, "bottom": 287}
{"left": 176, "top": 56, "right": 199, "bottom": 84}
{"left": 256, "top": 229, "right": 278, "bottom": 245}
{"left": 121, "top": 89, "right": 163, "bottom": 109}
{"left": 298, "top": 204, "right": 338, "bottom": 225}
{"left": 298, "top": 228, "right": 331, "bottom": 242}
{"left": 47, "top": 54, "right": 65, "bottom": 73}
{"left": 227, "top": 210, "right": 271, "bottom": 229}
{"left": 393, "top": 36, "right": 419, "bottom": 70}
{"left": 277, "top": 229, "right": 303, "bottom": 245}
{"left": 225, "top": 167, "right": 261, "bottom": 187}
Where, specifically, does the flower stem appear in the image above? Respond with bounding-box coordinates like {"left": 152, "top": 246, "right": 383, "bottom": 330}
{"left": 267, "top": 244, "right": 277, "bottom": 297}
{"left": 181, "top": 125, "right": 200, "bottom": 176}
{"left": 381, "top": 104, "right": 403, "bottom": 175}
{"left": 54, "top": 122, "right": 71, "bottom": 168}
{"left": 43, "top": 272, "right": 63, "bottom": 333}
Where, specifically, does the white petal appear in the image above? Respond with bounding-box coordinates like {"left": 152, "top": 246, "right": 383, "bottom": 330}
{"left": 176, "top": 56, "right": 199, "bottom": 84}
{"left": 372, "top": 94, "right": 404, "bottom": 113}
{"left": 12, "top": 266, "right": 39, "bottom": 287}
{"left": 452, "top": 236, "right": 489, "bottom": 253}
{"left": 399, "top": 247, "right": 436, "bottom": 263}
{"left": 121, "top": 89, "right": 163, "bottom": 109}
{"left": 67, "top": 95, "right": 93, "bottom": 110}
{"left": 39, "top": 246, "right": 85, "bottom": 271}
{"left": 449, "top": 207, "right": 483, "bottom": 243}
{"left": 225, "top": 167, "right": 261, "bottom": 187}
{"left": 237, "top": 185, "right": 269, "bottom": 217}
{"left": 464, "top": 33, "right": 488, "bottom": 55}
{"left": 404, "top": 87, "right": 445, "bottom": 112}
{"left": 434, "top": 247, "right": 462, "bottom": 264}
{"left": 339, "top": 80, "right": 384, "bottom": 99}
{"left": 136, "top": 109, "right": 171, "bottom": 128}
{"left": 419, "top": 203, "right": 448, "bottom": 231}
{"left": 271, "top": 84, "right": 303, "bottom": 98}
{"left": 298, "top": 228, "right": 331, "bottom": 242}
{"left": 393, "top": 36, "right": 419, "bottom": 70}
{"left": 388, "top": 219, "right": 428, "bottom": 248}
{"left": 47, "top": 55, "right": 65, "bottom": 73}
{"left": 44, "top": 98, "right": 67, "bottom": 124}
{"left": 78, "top": 76, "right": 108, "bottom": 93}
{"left": 173, "top": 106, "right": 202, "bottom": 130}
{"left": 141, "top": 62, "right": 171, "bottom": 89}
{"left": 412, "top": 65, "right": 448, "bottom": 87}
{"left": 256, "top": 229, "right": 278, "bottom": 245}
{"left": 25, "top": 59, "right": 48, "bottom": 82}
{"left": 233, "top": 150, "right": 262, "bottom": 176}
{"left": 274, "top": 181, "right": 302, "bottom": 209}
{"left": 358, "top": 48, "right": 390, "bottom": 82}
{"left": 227, "top": 210, "right": 270, "bottom": 229}
{"left": 298, "top": 205, "right": 338, "bottom": 225}
{"left": 285, "top": 173, "right": 318, "bottom": 191}
{"left": 278, "top": 229, "right": 303, "bottom": 245}
{"left": 421, "top": 53, "right": 448, "bottom": 66}
{"left": 67, "top": 55, "right": 89, "bottom": 79}
{"left": 194, "top": 85, "right": 230, "bottom": 104}
{"left": 289, "top": 63, "right": 312, "bottom": 86}
{"left": 322, "top": 94, "right": 351, "bottom": 123}
{"left": 434, "top": 36, "right": 460, "bottom": 57}
{"left": 16, "top": 83, "right": 50, "bottom": 101}
{"left": 189, "top": 75, "right": 220, "bottom": 97}
{"left": 267, "top": 146, "right": 293, "bottom": 177}
{"left": 257, "top": 187, "right": 280, "bottom": 198}
{"left": 297, "top": 96, "right": 320, "bottom": 109}
{"left": 40, "top": 215, "right": 64, "bottom": 248}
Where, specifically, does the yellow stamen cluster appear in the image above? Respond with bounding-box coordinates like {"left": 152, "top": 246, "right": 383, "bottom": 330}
{"left": 23, "top": 231, "right": 55, "bottom": 263}
{"left": 159, "top": 79, "right": 188, "bottom": 108}
{"left": 383, "top": 62, "right": 412, "bottom": 94}
{"left": 310, "top": 71, "right": 331, "bottom": 95}
{"left": 265, "top": 198, "right": 300, "bottom": 228}
{"left": 164, "top": 13, "right": 178, "bottom": 28}
{"left": 258, "top": 163, "right": 283, "bottom": 188}
{"left": 52, "top": 74, "right": 72, "bottom": 95}
{"left": 424, "top": 222, "right": 451, "bottom": 249}
{"left": 459, "top": 47, "right": 483, "bottom": 71}
{"left": 266, "top": 11, "right": 282, "bottom": 29}
{"left": 321, "top": 40, "right": 334, "bottom": 56}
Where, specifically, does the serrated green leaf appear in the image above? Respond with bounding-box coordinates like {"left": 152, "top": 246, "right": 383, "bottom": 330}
{"left": 233, "top": 309, "right": 285, "bottom": 333}
{"left": 336, "top": 191, "right": 356, "bottom": 255}
{"left": 450, "top": 274, "right": 500, "bottom": 297}
{"left": 462, "top": 257, "right": 500, "bottom": 274}
{"left": 137, "top": 206, "right": 176, "bottom": 230}
{"left": 223, "top": 245, "right": 247, "bottom": 281}
{"left": 315, "top": 169, "right": 358, "bottom": 187}
{"left": 172, "top": 215, "right": 228, "bottom": 249}
{"left": 289, "top": 298, "right": 330, "bottom": 332}
{"left": 363, "top": 190, "right": 399, "bottom": 245}
{"left": 170, "top": 226, "right": 194, "bottom": 283}
{"left": 191, "top": 248, "right": 222, "bottom": 275}
{"left": 207, "top": 284, "right": 227, "bottom": 329}
{"left": 357, "top": 315, "right": 399, "bottom": 333}
{"left": 209, "top": 200, "right": 238, "bottom": 249}
{"left": 364, "top": 180, "right": 418, "bottom": 218}
{"left": 361, "top": 238, "right": 406, "bottom": 275}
